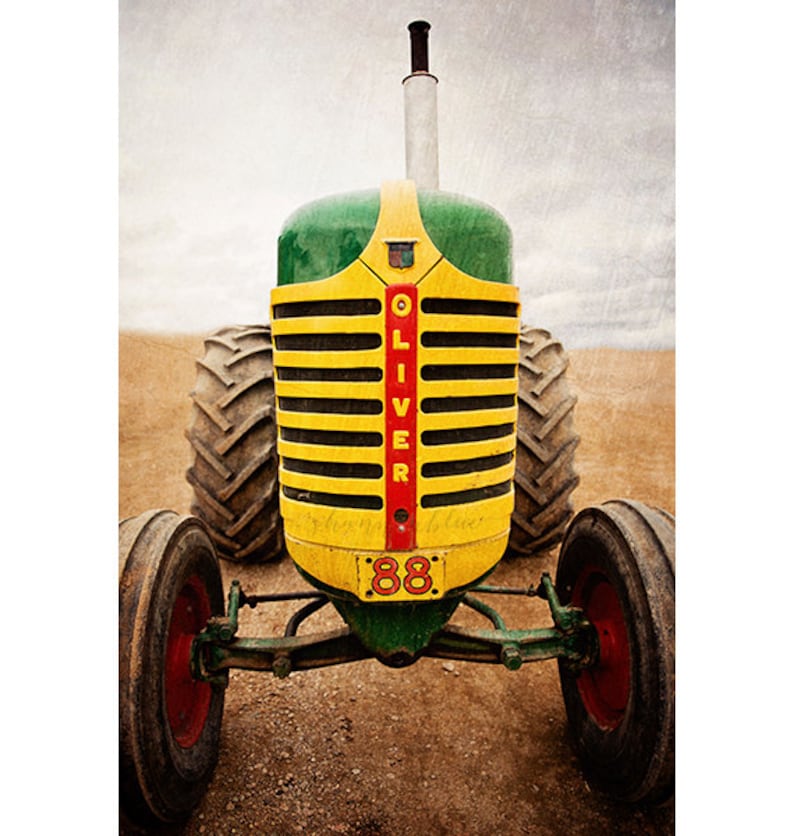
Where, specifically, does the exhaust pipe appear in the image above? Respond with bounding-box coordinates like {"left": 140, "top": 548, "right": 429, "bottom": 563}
{"left": 403, "top": 20, "right": 439, "bottom": 190}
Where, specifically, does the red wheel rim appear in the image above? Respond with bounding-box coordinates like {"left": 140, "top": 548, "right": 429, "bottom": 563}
{"left": 573, "top": 566, "right": 630, "bottom": 730}
{"left": 165, "top": 575, "right": 213, "bottom": 748}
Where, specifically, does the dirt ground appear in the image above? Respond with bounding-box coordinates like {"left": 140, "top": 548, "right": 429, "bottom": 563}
{"left": 119, "top": 332, "right": 675, "bottom": 835}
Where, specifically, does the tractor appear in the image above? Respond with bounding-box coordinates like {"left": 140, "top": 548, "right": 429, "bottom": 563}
{"left": 119, "top": 21, "right": 674, "bottom": 827}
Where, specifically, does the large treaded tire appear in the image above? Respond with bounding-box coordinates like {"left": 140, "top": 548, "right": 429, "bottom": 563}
{"left": 556, "top": 500, "right": 675, "bottom": 805}
{"left": 119, "top": 509, "right": 226, "bottom": 826}
{"left": 508, "top": 326, "right": 580, "bottom": 556}
{"left": 185, "top": 324, "right": 283, "bottom": 563}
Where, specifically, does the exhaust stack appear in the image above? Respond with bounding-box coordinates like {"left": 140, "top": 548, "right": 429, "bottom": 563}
{"left": 403, "top": 20, "right": 439, "bottom": 190}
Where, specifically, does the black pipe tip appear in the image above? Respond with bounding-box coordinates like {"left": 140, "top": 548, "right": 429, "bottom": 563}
{"left": 408, "top": 20, "right": 431, "bottom": 74}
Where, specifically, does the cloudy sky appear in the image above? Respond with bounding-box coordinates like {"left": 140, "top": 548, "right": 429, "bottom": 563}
{"left": 120, "top": 0, "right": 674, "bottom": 349}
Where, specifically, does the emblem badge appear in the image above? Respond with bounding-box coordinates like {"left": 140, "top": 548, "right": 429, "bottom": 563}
{"left": 387, "top": 240, "right": 415, "bottom": 269}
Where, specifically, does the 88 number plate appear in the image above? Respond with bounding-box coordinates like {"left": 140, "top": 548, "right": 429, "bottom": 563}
{"left": 357, "top": 553, "right": 445, "bottom": 601}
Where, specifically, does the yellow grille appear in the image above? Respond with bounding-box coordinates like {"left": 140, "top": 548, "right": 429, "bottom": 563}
{"left": 271, "top": 261, "right": 519, "bottom": 552}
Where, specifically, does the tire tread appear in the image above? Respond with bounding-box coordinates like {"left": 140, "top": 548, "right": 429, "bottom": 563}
{"left": 185, "top": 324, "right": 283, "bottom": 563}
{"left": 509, "top": 326, "right": 580, "bottom": 556}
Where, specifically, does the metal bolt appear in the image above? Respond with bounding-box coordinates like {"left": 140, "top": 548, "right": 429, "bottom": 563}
{"left": 501, "top": 646, "right": 522, "bottom": 671}
{"left": 273, "top": 654, "right": 292, "bottom": 679}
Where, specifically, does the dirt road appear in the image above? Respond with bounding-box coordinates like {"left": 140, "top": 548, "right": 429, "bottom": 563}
{"left": 119, "top": 333, "right": 674, "bottom": 835}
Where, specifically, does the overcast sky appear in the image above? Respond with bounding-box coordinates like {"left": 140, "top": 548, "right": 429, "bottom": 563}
{"left": 119, "top": 0, "right": 674, "bottom": 349}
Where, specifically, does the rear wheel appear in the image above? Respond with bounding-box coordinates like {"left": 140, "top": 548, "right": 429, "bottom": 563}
{"left": 119, "top": 510, "right": 226, "bottom": 826}
{"left": 509, "top": 326, "right": 579, "bottom": 556}
{"left": 556, "top": 500, "right": 675, "bottom": 804}
{"left": 186, "top": 324, "right": 283, "bottom": 563}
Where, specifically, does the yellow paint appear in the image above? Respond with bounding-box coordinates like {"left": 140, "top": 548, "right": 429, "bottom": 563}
{"left": 391, "top": 293, "right": 413, "bottom": 316}
{"left": 271, "top": 180, "right": 522, "bottom": 600}
{"left": 392, "top": 329, "right": 411, "bottom": 350}
{"left": 286, "top": 530, "right": 510, "bottom": 601}
{"left": 280, "top": 497, "right": 385, "bottom": 550}
{"left": 357, "top": 180, "right": 443, "bottom": 283}
{"left": 392, "top": 397, "right": 411, "bottom": 417}
{"left": 417, "top": 493, "right": 516, "bottom": 549}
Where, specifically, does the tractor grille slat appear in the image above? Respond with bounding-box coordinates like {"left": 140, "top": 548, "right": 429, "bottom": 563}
{"left": 279, "top": 397, "right": 383, "bottom": 415}
{"left": 278, "top": 367, "right": 383, "bottom": 382}
{"left": 421, "top": 422, "right": 514, "bottom": 446}
{"left": 421, "top": 451, "right": 513, "bottom": 479}
{"left": 421, "top": 480, "right": 513, "bottom": 508}
{"left": 421, "top": 332, "right": 517, "bottom": 349}
{"left": 421, "top": 363, "right": 514, "bottom": 381}
{"left": 421, "top": 298, "right": 518, "bottom": 318}
{"left": 275, "top": 333, "right": 381, "bottom": 352}
{"left": 282, "top": 457, "right": 382, "bottom": 479}
{"left": 421, "top": 394, "right": 515, "bottom": 413}
{"left": 282, "top": 485, "right": 383, "bottom": 510}
{"left": 280, "top": 426, "right": 383, "bottom": 448}
{"left": 273, "top": 299, "right": 381, "bottom": 318}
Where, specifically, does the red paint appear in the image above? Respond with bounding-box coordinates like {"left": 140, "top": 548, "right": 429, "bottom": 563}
{"left": 403, "top": 555, "right": 433, "bottom": 595}
{"left": 366, "top": 554, "right": 436, "bottom": 597}
{"left": 385, "top": 284, "right": 417, "bottom": 550}
{"left": 371, "top": 557, "right": 401, "bottom": 596}
{"left": 165, "top": 575, "right": 213, "bottom": 748}
{"left": 572, "top": 567, "right": 631, "bottom": 730}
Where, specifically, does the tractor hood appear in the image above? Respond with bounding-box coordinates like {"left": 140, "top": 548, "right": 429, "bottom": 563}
{"left": 277, "top": 187, "right": 512, "bottom": 286}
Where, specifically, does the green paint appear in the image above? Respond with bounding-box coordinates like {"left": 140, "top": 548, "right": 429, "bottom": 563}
{"left": 331, "top": 596, "right": 462, "bottom": 662}
{"left": 191, "top": 574, "right": 599, "bottom": 680}
{"left": 418, "top": 191, "right": 512, "bottom": 284}
{"left": 277, "top": 190, "right": 380, "bottom": 285}
{"left": 293, "top": 563, "right": 464, "bottom": 661}
{"left": 277, "top": 188, "right": 513, "bottom": 285}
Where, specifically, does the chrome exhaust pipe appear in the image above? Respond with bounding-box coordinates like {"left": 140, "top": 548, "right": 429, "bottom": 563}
{"left": 403, "top": 20, "right": 439, "bottom": 190}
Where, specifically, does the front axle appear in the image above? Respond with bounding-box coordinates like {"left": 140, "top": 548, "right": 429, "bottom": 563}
{"left": 190, "top": 573, "right": 599, "bottom": 682}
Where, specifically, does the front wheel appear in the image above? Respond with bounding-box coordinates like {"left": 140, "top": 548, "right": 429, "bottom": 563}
{"left": 556, "top": 500, "right": 675, "bottom": 805}
{"left": 119, "top": 510, "right": 226, "bottom": 826}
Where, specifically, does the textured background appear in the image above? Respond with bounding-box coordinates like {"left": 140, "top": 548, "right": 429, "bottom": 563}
{"left": 119, "top": 0, "right": 674, "bottom": 349}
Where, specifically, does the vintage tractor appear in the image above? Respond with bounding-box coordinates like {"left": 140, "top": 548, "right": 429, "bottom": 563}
{"left": 119, "top": 21, "right": 674, "bottom": 827}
